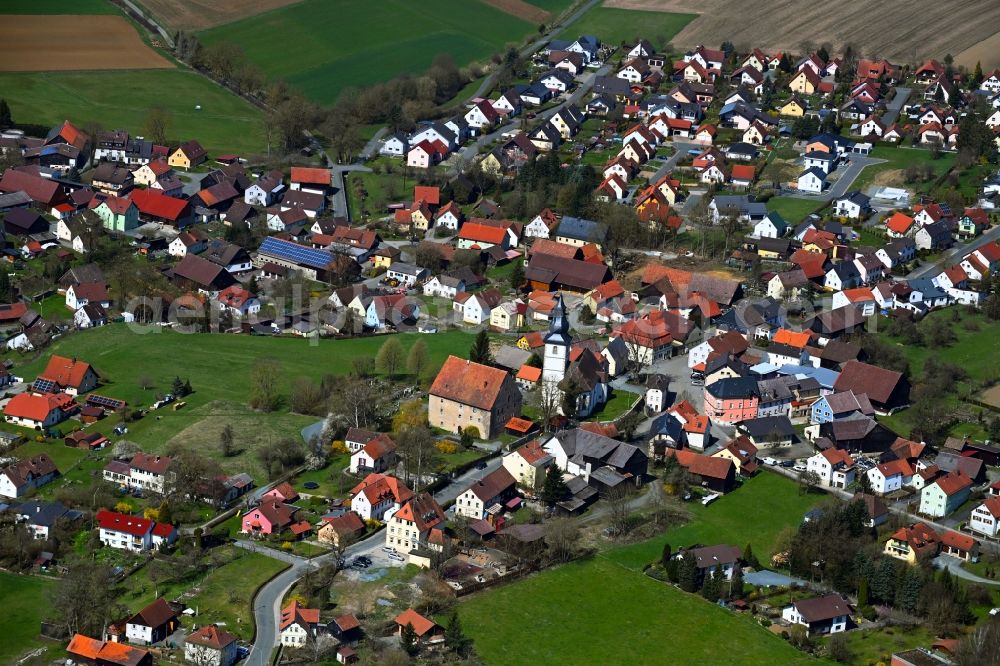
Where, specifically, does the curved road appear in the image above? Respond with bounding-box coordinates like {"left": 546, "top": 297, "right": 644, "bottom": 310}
{"left": 243, "top": 457, "right": 504, "bottom": 665}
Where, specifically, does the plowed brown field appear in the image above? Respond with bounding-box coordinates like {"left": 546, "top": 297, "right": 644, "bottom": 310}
{"left": 483, "top": 0, "right": 550, "bottom": 23}
{"left": 0, "top": 15, "right": 172, "bottom": 71}
{"left": 137, "top": 0, "right": 306, "bottom": 31}
{"left": 605, "top": 0, "right": 1000, "bottom": 65}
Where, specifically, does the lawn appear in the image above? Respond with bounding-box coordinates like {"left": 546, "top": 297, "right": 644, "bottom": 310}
{"left": 459, "top": 556, "right": 822, "bottom": 666}
{"left": 818, "top": 625, "right": 937, "bottom": 666}
{"left": 584, "top": 388, "right": 638, "bottom": 422}
{"left": 766, "top": 197, "right": 822, "bottom": 223}
{"left": 0, "top": 572, "right": 55, "bottom": 664}
{"left": 0, "top": 69, "right": 266, "bottom": 155}
{"left": 851, "top": 145, "right": 955, "bottom": 194}
{"left": 177, "top": 550, "right": 289, "bottom": 639}
{"left": 198, "top": 0, "right": 536, "bottom": 104}
{"left": 293, "top": 454, "right": 353, "bottom": 498}
{"left": 558, "top": 3, "right": 696, "bottom": 46}
{"left": 606, "top": 472, "right": 827, "bottom": 571}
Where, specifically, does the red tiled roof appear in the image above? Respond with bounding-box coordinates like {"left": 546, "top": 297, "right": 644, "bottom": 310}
{"left": 129, "top": 188, "right": 189, "bottom": 222}
{"left": 4, "top": 392, "right": 75, "bottom": 422}
{"left": 413, "top": 185, "right": 440, "bottom": 205}
{"left": 459, "top": 222, "right": 507, "bottom": 244}
{"left": 394, "top": 608, "right": 439, "bottom": 636}
{"left": 280, "top": 600, "right": 320, "bottom": 630}
{"left": 96, "top": 510, "right": 152, "bottom": 537}
{"left": 290, "top": 167, "right": 330, "bottom": 186}
{"left": 886, "top": 212, "right": 915, "bottom": 234}
{"left": 516, "top": 364, "right": 542, "bottom": 382}
{"left": 186, "top": 624, "right": 237, "bottom": 650}
{"left": 40, "top": 355, "right": 93, "bottom": 389}
{"left": 430, "top": 355, "right": 513, "bottom": 410}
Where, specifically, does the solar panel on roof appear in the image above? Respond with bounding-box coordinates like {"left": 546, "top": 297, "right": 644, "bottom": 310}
{"left": 258, "top": 237, "right": 333, "bottom": 270}
{"left": 86, "top": 394, "right": 125, "bottom": 410}
{"left": 32, "top": 378, "right": 56, "bottom": 393}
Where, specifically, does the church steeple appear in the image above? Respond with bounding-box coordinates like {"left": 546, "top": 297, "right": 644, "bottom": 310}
{"left": 544, "top": 293, "right": 571, "bottom": 346}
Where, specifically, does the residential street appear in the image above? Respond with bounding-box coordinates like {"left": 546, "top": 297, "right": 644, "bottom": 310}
{"left": 934, "top": 554, "right": 1000, "bottom": 585}
{"left": 243, "top": 452, "right": 506, "bottom": 665}
{"left": 781, "top": 154, "right": 884, "bottom": 202}
{"left": 906, "top": 224, "right": 1000, "bottom": 279}
{"left": 882, "top": 87, "right": 912, "bottom": 127}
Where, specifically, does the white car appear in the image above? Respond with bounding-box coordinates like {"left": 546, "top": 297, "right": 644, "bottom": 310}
{"left": 387, "top": 552, "right": 406, "bottom": 562}
{"left": 701, "top": 493, "right": 721, "bottom": 506}
{"left": 793, "top": 463, "right": 807, "bottom": 472}
{"left": 761, "top": 456, "right": 778, "bottom": 466}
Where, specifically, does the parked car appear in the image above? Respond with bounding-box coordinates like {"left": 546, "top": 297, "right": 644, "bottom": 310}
{"left": 388, "top": 552, "right": 406, "bottom": 562}
{"left": 701, "top": 493, "right": 720, "bottom": 506}
{"left": 793, "top": 463, "right": 807, "bottom": 472}
{"left": 761, "top": 456, "right": 778, "bottom": 466}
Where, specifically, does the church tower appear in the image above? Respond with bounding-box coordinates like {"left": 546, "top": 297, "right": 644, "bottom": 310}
{"left": 542, "top": 294, "right": 570, "bottom": 385}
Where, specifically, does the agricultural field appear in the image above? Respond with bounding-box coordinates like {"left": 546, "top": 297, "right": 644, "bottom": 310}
{"left": 604, "top": 0, "right": 1000, "bottom": 65}
{"left": 198, "top": 0, "right": 536, "bottom": 104}
{"left": 134, "top": 0, "right": 305, "bottom": 31}
{"left": 0, "top": 69, "right": 267, "bottom": 155}
{"left": 0, "top": 0, "right": 117, "bottom": 14}
{"left": 0, "top": 15, "right": 172, "bottom": 72}
{"left": 558, "top": 3, "right": 696, "bottom": 45}
{"left": 0, "top": 573, "right": 55, "bottom": 665}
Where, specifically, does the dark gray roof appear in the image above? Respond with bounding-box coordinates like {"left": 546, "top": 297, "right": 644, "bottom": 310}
{"left": 556, "top": 216, "right": 607, "bottom": 243}
{"left": 740, "top": 415, "right": 795, "bottom": 438}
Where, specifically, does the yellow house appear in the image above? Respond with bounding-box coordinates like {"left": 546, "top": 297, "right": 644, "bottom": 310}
{"left": 883, "top": 524, "right": 940, "bottom": 565}
{"left": 788, "top": 69, "right": 819, "bottom": 95}
{"left": 479, "top": 152, "right": 504, "bottom": 177}
{"left": 371, "top": 246, "right": 400, "bottom": 269}
{"left": 168, "top": 140, "right": 207, "bottom": 170}
{"left": 490, "top": 301, "right": 523, "bottom": 331}
{"left": 711, "top": 437, "right": 757, "bottom": 476}
{"left": 410, "top": 203, "right": 433, "bottom": 231}
{"left": 779, "top": 98, "right": 806, "bottom": 117}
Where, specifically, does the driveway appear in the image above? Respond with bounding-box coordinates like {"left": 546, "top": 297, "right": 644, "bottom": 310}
{"left": 781, "top": 154, "right": 883, "bottom": 202}
{"left": 744, "top": 570, "right": 809, "bottom": 587}
{"left": 934, "top": 554, "right": 1000, "bottom": 585}
{"left": 882, "top": 87, "right": 911, "bottom": 127}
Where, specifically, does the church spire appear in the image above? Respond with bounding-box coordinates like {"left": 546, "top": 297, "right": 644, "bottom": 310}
{"left": 544, "top": 293, "right": 571, "bottom": 345}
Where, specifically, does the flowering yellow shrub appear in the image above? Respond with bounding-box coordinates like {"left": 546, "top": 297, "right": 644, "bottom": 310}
{"left": 436, "top": 440, "right": 459, "bottom": 454}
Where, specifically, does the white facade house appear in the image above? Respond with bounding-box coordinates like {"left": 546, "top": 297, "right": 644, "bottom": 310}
{"left": 781, "top": 595, "right": 851, "bottom": 636}
{"left": 866, "top": 460, "right": 912, "bottom": 495}
{"left": 797, "top": 168, "right": 826, "bottom": 193}
{"left": 806, "top": 449, "right": 855, "bottom": 488}
{"left": 969, "top": 497, "right": 1000, "bottom": 538}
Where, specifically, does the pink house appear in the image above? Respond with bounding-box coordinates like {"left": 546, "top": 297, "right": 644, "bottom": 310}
{"left": 242, "top": 500, "right": 296, "bottom": 535}
{"left": 263, "top": 482, "right": 299, "bottom": 503}
{"left": 703, "top": 377, "right": 759, "bottom": 424}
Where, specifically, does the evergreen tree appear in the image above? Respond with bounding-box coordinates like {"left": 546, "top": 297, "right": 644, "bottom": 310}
{"left": 678, "top": 551, "right": 699, "bottom": 592}
{"left": 171, "top": 376, "right": 184, "bottom": 397}
{"left": 540, "top": 464, "right": 569, "bottom": 505}
{"left": 400, "top": 622, "right": 418, "bottom": 655}
{"left": 701, "top": 569, "right": 721, "bottom": 601}
{"left": 857, "top": 576, "right": 870, "bottom": 607}
{"left": 742, "top": 543, "right": 759, "bottom": 569}
{"left": 0, "top": 99, "right": 11, "bottom": 129}
{"left": 0, "top": 269, "right": 11, "bottom": 302}
{"left": 444, "top": 611, "right": 472, "bottom": 657}
{"left": 184, "top": 379, "right": 193, "bottom": 395}
{"left": 729, "top": 566, "right": 744, "bottom": 600}
{"left": 974, "top": 60, "right": 984, "bottom": 84}
{"left": 509, "top": 261, "right": 525, "bottom": 291}
{"left": 660, "top": 542, "right": 672, "bottom": 568}
{"left": 469, "top": 330, "right": 492, "bottom": 365}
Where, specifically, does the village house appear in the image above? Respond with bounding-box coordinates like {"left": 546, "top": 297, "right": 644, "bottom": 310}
{"left": 241, "top": 499, "right": 296, "bottom": 536}
{"left": 385, "top": 492, "right": 447, "bottom": 555}
{"left": 454, "top": 467, "right": 518, "bottom": 521}
{"left": 280, "top": 600, "right": 322, "bottom": 648}
{"left": 185, "top": 625, "right": 238, "bottom": 666}
{"left": 782, "top": 595, "right": 852, "bottom": 636}
{"left": 67, "top": 634, "right": 152, "bottom": 666}
{"left": 393, "top": 609, "right": 444, "bottom": 646}
{"left": 96, "top": 510, "right": 177, "bottom": 552}
{"left": 806, "top": 449, "right": 855, "bottom": 488}
{"left": 125, "top": 598, "right": 180, "bottom": 645}
{"left": 884, "top": 522, "right": 979, "bottom": 564}
{"left": 502, "top": 440, "right": 552, "bottom": 492}
{"left": 968, "top": 496, "right": 1000, "bottom": 538}
{"left": 918, "top": 471, "right": 972, "bottom": 518}
{"left": 350, "top": 473, "right": 414, "bottom": 521}
{"left": 4, "top": 391, "right": 78, "bottom": 430}
{"left": 428, "top": 356, "right": 521, "bottom": 438}
{"left": 543, "top": 428, "right": 648, "bottom": 489}
{"left": 348, "top": 433, "right": 397, "bottom": 474}
{"left": 168, "top": 140, "right": 207, "bottom": 170}
{"left": 317, "top": 511, "right": 366, "bottom": 549}
{"left": 0, "top": 453, "right": 59, "bottom": 499}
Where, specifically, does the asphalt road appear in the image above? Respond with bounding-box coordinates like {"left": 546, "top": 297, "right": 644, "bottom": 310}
{"left": 906, "top": 224, "right": 1000, "bottom": 279}
{"left": 243, "top": 454, "right": 505, "bottom": 665}
{"left": 882, "top": 87, "right": 912, "bottom": 127}
{"left": 781, "top": 154, "right": 883, "bottom": 202}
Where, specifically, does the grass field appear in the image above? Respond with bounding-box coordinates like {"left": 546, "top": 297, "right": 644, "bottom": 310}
{"left": 766, "top": 196, "right": 822, "bottom": 223}
{"left": 198, "top": 0, "right": 535, "bottom": 104}
{"left": 875, "top": 309, "right": 1000, "bottom": 439}
{"left": 0, "top": 572, "right": 54, "bottom": 664}
{"left": 0, "top": 0, "right": 116, "bottom": 14}
{"left": 0, "top": 70, "right": 266, "bottom": 155}
{"left": 459, "top": 472, "right": 828, "bottom": 665}
{"left": 558, "top": 3, "right": 696, "bottom": 45}
{"left": 6, "top": 326, "right": 474, "bottom": 477}
{"left": 461, "top": 556, "right": 821, "bottom": 665}
{"left": 851, "top": 145, "right": 956, "bottom": 195}
{"left": 584, "top": 388, "right": 638, "bottom": 422}
{"left": 607, "top": 472, "right": 826, "bottom": 570}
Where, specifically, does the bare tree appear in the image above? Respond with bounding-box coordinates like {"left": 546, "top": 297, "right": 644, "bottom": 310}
{"left": 396, "top": 425, "right": 441, "bottom": 491}
{"left": 604, "top": 484, "right": 633, "bottom": 537}
{"left": 144, "top": 107, "right": 171, "bottom": 146}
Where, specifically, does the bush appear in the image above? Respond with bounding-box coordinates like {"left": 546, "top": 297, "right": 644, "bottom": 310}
{"left": 436, "top": 440, "right": 459, "bottom": 454}
{"left": 331, "top": 440, "right": 348, "bottom": 455}
{"left": 280, "top": 541, "right": 294, "bottom": 551}
{"left": 460, "top": 425, "right": 480, "bottom": 447}
{"left": 759, "top": 618, "right": 771, "bottom": 628}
